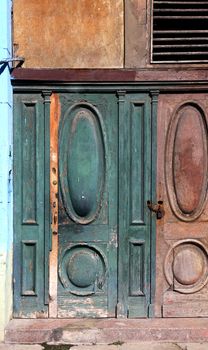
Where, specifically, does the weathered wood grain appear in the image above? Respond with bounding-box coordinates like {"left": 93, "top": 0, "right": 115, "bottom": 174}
{"left": 155, "top": 93, "right": 208, "bottom": 317}
{"left": 49, "top": 93, "right": 60, "bottom": 317}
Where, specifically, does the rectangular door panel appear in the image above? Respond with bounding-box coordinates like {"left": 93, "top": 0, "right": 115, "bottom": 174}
{"left": 13, "top": 94, "right": 49, "bottom": 317}
{"left": 118, "top": 93, "right": 153, "bottom": 318}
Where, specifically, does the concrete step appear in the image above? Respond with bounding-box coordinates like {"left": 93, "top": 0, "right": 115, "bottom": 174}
{"left": 5, "top": 318, "right": 208, "bottom": 345}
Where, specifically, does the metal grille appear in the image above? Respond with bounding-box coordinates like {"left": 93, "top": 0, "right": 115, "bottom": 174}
{"left": 152, "top": 0, "right": 208, "bottom": 63}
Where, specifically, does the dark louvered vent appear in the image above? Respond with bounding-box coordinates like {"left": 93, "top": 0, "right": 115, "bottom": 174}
{"left": 152, "top": 0, "right": 208, "bottom": 62}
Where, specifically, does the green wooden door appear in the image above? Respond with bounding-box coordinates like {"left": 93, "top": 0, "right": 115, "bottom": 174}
{"left": 13, "top": 90, "right": 155, "bottom": 319}
{"left": 57, "top": 92, "right": 154, "bottom": 318}
{"left": 117, "top": 93, "right": 153, "bottom": 317}
{"left": 57, "top": 93, "right": 118, "bottom": 317}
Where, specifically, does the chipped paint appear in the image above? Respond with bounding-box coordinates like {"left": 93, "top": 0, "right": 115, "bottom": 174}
{"left": 0, "top": 249, "right": 12, "bottom": 340}
{"left": 49, "top": 94, "right": 61, "bottom": 317}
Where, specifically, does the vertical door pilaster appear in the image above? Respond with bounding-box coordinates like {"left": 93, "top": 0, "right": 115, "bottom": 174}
{"left": 148, "top": 90, "right": 159, "bottom": 317}
{"left": 117, "top": 90, "right": 128, "bottom": 318}
{"left": 42, "top": 90, "right": 52, "bottom": 306}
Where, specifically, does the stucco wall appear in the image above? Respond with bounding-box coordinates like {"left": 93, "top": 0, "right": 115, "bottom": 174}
{"left": 125, "top": 0, "right": 151, "bottom": 68}
{"left": 13, "top": 0, "right": 124, "bottom": 68}
{"left": 0, "top": 0, "right": 13, "bottom": 342}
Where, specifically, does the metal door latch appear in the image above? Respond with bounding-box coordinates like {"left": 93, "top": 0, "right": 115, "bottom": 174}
{"left": 147, "top": 200, "right": 164, "bottom": 219}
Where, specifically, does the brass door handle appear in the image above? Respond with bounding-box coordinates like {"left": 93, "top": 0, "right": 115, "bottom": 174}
{"left": 147, "top": 200, "right": 164, "bottom": 219}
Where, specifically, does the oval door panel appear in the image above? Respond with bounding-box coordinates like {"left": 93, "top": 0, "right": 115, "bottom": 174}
{"left": 166, "top": 103, "right": 208, "bottom": 221}
{"left": 60, "top": 104, "right": 105, "bottom": 224}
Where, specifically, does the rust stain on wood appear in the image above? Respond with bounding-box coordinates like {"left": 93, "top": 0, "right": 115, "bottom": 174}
{"left": 49, "top": 93, "right": 61, "bottom": 317}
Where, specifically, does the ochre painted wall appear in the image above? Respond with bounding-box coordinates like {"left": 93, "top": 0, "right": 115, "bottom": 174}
{"left": 13, "top": 0, "right": 124, "bottom": 68}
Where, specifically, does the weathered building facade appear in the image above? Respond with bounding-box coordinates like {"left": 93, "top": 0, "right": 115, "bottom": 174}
{"left": 2, "top": 0, "right": 208, "bottom": 343}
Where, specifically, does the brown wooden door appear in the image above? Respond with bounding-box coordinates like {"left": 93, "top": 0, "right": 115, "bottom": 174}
{"left": 155, "top": 93, "right": 208, "bottom": 317}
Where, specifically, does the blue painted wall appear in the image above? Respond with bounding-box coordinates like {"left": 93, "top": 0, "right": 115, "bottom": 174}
{"left": 0, "top": 0, "right": 13, "bottom": 340}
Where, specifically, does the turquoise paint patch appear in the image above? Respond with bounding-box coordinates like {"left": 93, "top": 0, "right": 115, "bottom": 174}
{"left": 0, "top": 0, "right": 13, "bottom": 255}
{"left": 0, "top": 0, "right": 13, "bottom": 341}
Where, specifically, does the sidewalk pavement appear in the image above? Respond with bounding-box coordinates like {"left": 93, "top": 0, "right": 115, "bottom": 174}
{"left": 1, "top": 343, "right": 208, "bottom": 350}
